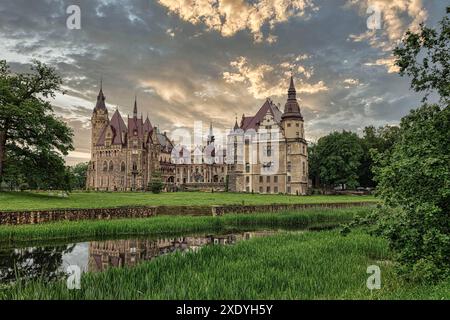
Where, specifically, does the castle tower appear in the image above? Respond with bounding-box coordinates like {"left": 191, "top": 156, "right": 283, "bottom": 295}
{"left": 281, "top": 76, "right": 308, "bottom": 195}
{"left": 91, "top": 81, "right": 109, "bottom": 154}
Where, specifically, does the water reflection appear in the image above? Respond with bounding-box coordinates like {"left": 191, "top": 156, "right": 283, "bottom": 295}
{"left": 0, "top": 230, "right": 276, "bottom": 284}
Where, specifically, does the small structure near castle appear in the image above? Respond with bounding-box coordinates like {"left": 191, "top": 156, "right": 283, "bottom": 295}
{"left": 86, "top": 76, "right": 308, "bottom": 194}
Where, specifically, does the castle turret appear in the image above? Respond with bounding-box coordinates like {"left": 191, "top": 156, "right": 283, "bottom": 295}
{"left": 281, "top": 75, "right": 308, "bottom": 195}
{"left": 91, "top": 80, "right": 109, "bottom": 153}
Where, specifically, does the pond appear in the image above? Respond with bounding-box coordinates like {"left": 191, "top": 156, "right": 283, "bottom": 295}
{"left": 0, "top": 230, "right": 280, "bottom": 285}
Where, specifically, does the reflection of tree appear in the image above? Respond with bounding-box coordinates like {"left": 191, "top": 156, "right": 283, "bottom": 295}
{"left": 0, "top": 244, "right": 75, "bottom": 284}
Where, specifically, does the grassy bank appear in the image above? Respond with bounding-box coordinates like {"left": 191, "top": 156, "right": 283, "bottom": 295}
{"left": 0, "top": 207, "right": 367, "bottom": 245}
{"left": 0, "top": 191, "right": 377, "bottom": 211}
{"left": 1, "top": 230, "right": 448, "bottom": 300}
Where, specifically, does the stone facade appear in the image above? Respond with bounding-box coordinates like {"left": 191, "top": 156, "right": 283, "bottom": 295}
{"left": 227, "top": 76, "right": 309, "bottom": 195}
{"left": 86, "top": 75, "right": 308, "bottom": 194}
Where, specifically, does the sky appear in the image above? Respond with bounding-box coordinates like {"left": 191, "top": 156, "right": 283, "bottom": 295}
{"left": 0, "top": 0, "right": 447, "bottom": 165}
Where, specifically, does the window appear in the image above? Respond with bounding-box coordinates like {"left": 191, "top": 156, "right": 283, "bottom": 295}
{"left": 296, "top": 132, "right": 300, "bottom": 137}
{"left": 288, "top": 176, "right": 291, "bottom": 182}
{"left": 287, "top": 123, "right": 291, "bottom": 127}
{"left": 266, "top": 176, "right": 270, "bottom": 183}
{"left": 266, "top": 186, "right": 271, "bottom": 193}
{"left": 274, "top": 186, "right": 278, "bottom": 193}
{"left": 259, "top": 186, "right": 263, "bottom": 193}
{"left": 246, "top": 186, "right": 250, "bottom": 192}
{"left": 287, "top": 161, "right": 291, "bottom": 172}
{"left": 296, "top": 123, "right": 299, "bottom": 127}
{"left": 245, "top": 162, "right": 250, "bottom": 173}
{"left": 103, "top": 161, "right": 108, "bottom": 172}
{"left": 266, "top": 145, "right": 272, "bottom": 157}
{"left": 287, "top": 186, "right": 291, "bottom": 193}
{"left": 274, "top": 176, "right": 278, "bottom": 183}
{"left": 132, "top": 162, "right": 137, "bottom": 171}
{"left": 109, "top": 161, "right": 114, "bottom": 172}
{"left": 259, "top": 176, "right": 263, "bottom": 183}
{"left": 246, "top": 176, "right": 250, "bottom": 183}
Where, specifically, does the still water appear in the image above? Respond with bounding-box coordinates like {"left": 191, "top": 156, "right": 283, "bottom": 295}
{"left": 0, "top": 230, "right": 278, "bottom": 284}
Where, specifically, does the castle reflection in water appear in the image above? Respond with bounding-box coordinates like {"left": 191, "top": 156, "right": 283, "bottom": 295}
{"left": 88, "top": 231, "right": 275, "bottom": 272}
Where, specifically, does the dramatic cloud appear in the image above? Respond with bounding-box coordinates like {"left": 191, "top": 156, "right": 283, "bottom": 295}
{"left": 158, "top": 0, "right": 316, "bottom": 43}
{"left": 0, "top": 0, "right": 445, "bottom": 164}
{"left": 223, "top": 56, "right": 327, "bottom": 99}
{"left": 347, "top": 0, "right": 428, "bottom": 50}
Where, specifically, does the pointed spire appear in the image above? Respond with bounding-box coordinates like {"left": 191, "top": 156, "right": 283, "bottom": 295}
{"left": 288, "top": 75, "right": 296, "bottom": 100}
{"left": 133, "top": 95, "right": 138, "bottom": 118}
{"left": 94, "top": 78, "right": 107, "bottom": 112}
{"left": 282, "top": 75, "right": 302, "bottom": 120}
{"left": 233, "top": 115, "right": 239, "bottom": 130}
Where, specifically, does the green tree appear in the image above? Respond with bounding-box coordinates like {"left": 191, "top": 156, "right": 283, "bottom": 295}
{"left": 359, "top": 125, "right": 400, "bottom": 187}
{"left": 372, "top": 104, "right": 449, "bottom": 281}
{"left": 148, "top": 171, "right": 164, "bottom": 194}
{"left": 68, "top": 162, "right": 88, "bottom": 190}
{"left": 369, "top": 13, "right": 450, "bottom": 282}
{"left": 394, "top": 15, "right": 449, "bottom": 105}
{"left": 313, "top": 131, "right": 363, "bottom": 190}
{"left": 0, "top": 60, "right": 73, "bottom": 188}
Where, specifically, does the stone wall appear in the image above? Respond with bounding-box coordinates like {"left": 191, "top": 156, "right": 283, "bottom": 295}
{"left": 0, "top": 201, "right": 375, "bottom": 225}
{"left": 0, "top": 206, "right": 158, "bottom": 225}
{"left": 211, "top": 201, "right": 375, "bottom": 216}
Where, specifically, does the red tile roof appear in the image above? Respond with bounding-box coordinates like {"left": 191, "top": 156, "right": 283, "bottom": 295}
{"left": 240, "top": 99, "right": 282, "bottom": 130}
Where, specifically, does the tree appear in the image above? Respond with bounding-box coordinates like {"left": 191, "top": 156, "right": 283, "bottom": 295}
{"left": 358, "top": 125, "right": 400, "bottom": 187}
{"left": 372, "top": 104, "right": 449, "bottom": 281}
{"left": 394, "top": 16, "right": 449, "bottom": 105}
{"left": 369, "top": 13, "right": 450, "bottom": 282}
{"left": 313, "top": 131, "right": 363, "bottom": 190}
{"left": 68, "top": 162, "right": 88, "bottom": 190}
{"left": 148, "top": 171, "right": 164, "bottom": 194}
{"left": 0, "top": 60, "right": 73, "bottom": 188}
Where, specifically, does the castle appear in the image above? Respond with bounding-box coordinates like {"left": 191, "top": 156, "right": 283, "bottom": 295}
{"left": 86, "top": 76, "right": 308, "bottom": 195}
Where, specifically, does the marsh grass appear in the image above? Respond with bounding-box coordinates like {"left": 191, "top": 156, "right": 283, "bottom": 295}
{"left": 0, "top": 207, "right": 368, "bottom": 245}
{"left": 1, "top": 230, "right": 448, "bottom": 300}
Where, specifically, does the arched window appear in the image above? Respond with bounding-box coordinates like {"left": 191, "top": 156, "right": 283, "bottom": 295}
{"left": 103, "top": 161, "right": 108, "bottom": 172}
{"left": 109, "top": 161, "right": 114, "bottom": 172}
{"left": 121, "top": 162, "right": 126, "bottom": 172}
{"left": 132, "top": 162, "right": 137, "bottom": 171}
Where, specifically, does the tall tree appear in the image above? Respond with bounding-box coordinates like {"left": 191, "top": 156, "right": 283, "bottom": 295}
{"left": 369, "top": 12, "right": 450, "bottom": 281}
{"left": 69, "top": 162, "right": 88, "bottom": 190}
{"left": 359, "top": 125, "right": 400, "bottom": 187}
{"left": 394, "top": 15, "right": 449, "bottom": 105}
{"left": 0, "top": 60, "right": 73, "bottom": 188}
{"left": 313, "top": 131, "right": 363, "bottom": 190}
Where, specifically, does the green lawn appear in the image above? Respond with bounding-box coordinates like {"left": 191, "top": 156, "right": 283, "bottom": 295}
{"left": 2, "top": 230, "right": 448, "bottom": 300}
{"left": 0, "top": 191, "right": 377, "bottom": 211}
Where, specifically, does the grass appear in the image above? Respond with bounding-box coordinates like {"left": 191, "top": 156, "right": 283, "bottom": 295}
{"left": 0, "top": 207, "right": 368, "bottom": 245}
{"left": 1, "top": 230, "right": 448, "bottom": 300}
{"left": 0, "top": 191, "right": 377, "bottom": 211}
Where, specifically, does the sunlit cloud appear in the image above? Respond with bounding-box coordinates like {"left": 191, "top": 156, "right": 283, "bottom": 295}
{"left": 158, "top": 0, "right": 317, "bottom": 43}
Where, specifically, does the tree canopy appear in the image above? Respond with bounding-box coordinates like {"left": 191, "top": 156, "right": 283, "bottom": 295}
{"left": 0, "top": 60, "right": 73, "bottom": 190}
